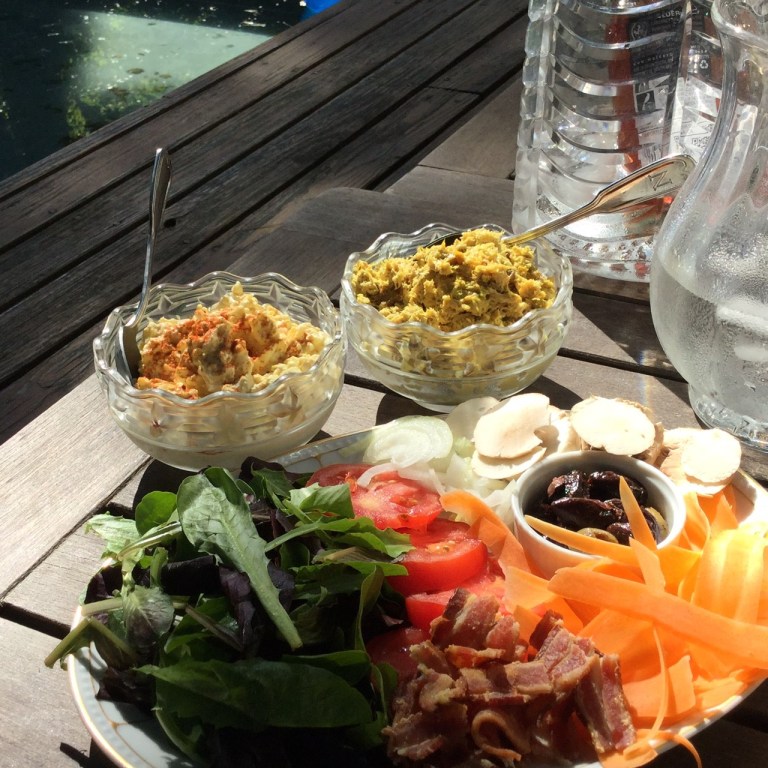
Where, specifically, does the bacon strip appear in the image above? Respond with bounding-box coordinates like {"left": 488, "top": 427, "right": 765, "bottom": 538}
{"left": 384, "top": 592, "right": 636, "bottom": 766}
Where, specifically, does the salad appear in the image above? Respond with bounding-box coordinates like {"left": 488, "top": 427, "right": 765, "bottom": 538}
{"left": 47, "top": 395, "right": 768, "bottom": 768}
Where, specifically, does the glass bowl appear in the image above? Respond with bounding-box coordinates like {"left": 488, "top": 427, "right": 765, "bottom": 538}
{"left": 93, "top": 272, "right": 346, "bottom": 471}
{"left": 511, "top": 451, "right": 687, "bottom": 578}
{"left": 340, "top": 223, "right": 573, "bottom": 411}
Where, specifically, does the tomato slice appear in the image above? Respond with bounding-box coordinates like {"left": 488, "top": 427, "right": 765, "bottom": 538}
{"left": 405, "top": 565, "right": 506, "bottom": 632}
{"left": 307, "top": 463, "right": 443, "bottom": 531}
{"left": 387, "top": 520, "right": 488, "bottom": 596}
{"left": 405, "top": 591, "right": 453, "bottom": 632}
{"left": 307, "top": 463, "right": 370, "bottom": 487}
{"left": 366, "top": 626, "right": 429, "bottom": 681}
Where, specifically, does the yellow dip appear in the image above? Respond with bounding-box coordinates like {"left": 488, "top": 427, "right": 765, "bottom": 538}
{"left": 350, "top": 228, "right": 556, "bottom": 331}
{"left": 136, "top": 283, "right": 328, "bottom": 399}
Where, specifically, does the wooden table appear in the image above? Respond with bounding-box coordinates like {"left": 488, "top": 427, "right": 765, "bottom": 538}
{"left": 3, "top": 3, "right": 768, "bottom": 765}
{"left": 3, "top": 185, "right": 768, "bottom": 768}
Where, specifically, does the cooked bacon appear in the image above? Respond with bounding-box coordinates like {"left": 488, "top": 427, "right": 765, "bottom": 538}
{"left": 576, "top": 652, "right": 637, "bottom": 754}
{"left": 418, "top": 670, "right": 465, "bottom": 713}
{"left": 384, "top": 594, "right": 637, "bottom": 767}
{"left": 410, "top": 640, "right": 454, "bottom": 677}
{"left": 444, "top": 643, "right": 508, "bottom": 669}
{"left": 431, "top": 588, "right": 499, "bottom": 649}
{"left": 471, "top": 708, "right": 529, "bottom": 762}
{"left": 485, "top": 615, "right": 527, "bottom": 662}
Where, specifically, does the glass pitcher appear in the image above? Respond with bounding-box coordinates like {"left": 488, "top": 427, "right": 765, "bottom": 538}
{"left": 650, "top": 0, "right": 768, "bottom": 451}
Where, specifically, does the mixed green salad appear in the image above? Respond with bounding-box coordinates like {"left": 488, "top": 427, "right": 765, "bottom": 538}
{"left": 47, "top": 460, "right": 417, "bottom": 767}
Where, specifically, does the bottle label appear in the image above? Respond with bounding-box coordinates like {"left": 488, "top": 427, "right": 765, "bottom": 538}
{"left": 628, "top": 7, "right": 684, "bottom": 116}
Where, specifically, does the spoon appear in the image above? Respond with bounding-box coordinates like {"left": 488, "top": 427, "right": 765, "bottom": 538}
{"left": 431, "top": 154, "right": 695, "bottom": 249}
{"left": 116, "top": 147, "right": 173, "bottom": 383}
{"left": 503, "top": 153, "right": 695, "bottom": 247}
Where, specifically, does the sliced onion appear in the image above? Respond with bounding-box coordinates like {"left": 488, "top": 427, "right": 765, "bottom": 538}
{"left": 357, "top": 461, "right": 445, "bottom": 495}
{"left": 362, "top": 416, "right": 453, "bottom": 467}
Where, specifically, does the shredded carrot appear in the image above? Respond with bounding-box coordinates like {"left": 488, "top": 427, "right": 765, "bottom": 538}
{"left": 620, "top": 477, "right": 657, "bottom": 550}
{"left": 628, "top": 539, "right": 666, "bottom": 592}
{"left": 440, "top": 489, "right": 530, "bottom": 572}
{"left": 681, "top": 493, "right": 711, "bottom": 550}
{"left": 523, "top": 515, "right": 638, "bottom": 565}
{"left": 623, "top": 655, "right": 697, "bottom": 725}
{"left": 698, "top": 487, "right": 740, "bottom": 534}
{"left": 548, "top": 566, "right": 768, "bottom": 669}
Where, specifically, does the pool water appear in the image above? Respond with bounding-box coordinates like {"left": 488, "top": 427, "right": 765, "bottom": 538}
{"left": 0, "top": 1, "right": 331, "bottom": 182}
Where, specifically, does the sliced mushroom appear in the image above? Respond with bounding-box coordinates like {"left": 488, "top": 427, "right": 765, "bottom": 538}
{"left": 658, "top": 426, "right": 741, "bottom": 492}
{"left": 473, "top": 392, "right": 551, "bottom": 459}
{"left": 680, "top": 428, "right": 742, "bottom": 485}
{"left": 570, "top": 396, "right": 657, "bottom": 457}
{"left": 545, "top": 406, "right": 581, "bottom": 454}
{"left": 471, "top": 444, "right": 548, "bottom": 480}
{"left": 446, "top": 396, "right": 500, "bottom": 441}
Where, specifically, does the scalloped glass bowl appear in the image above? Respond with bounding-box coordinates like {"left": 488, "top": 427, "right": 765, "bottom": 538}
{"left": 340, "top": 223, "right": 573, "bottom": 411}
{"left": 93, "top": 272, "right": 346, "bottom": 471}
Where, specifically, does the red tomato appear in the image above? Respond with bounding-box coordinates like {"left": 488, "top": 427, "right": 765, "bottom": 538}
{"left": 405, "top": 567, "right": 507, "bottom": 632}
{"left": 387, "top": 520, "right": 488, "bottom": 596}
{"left": 307, "top": 463, "right": 443, "bottom": 531}
{"left": 405, "top": 591, "right": 453, "bottom": 632}
{"left": 307, "top": 463, "right": 370, "bottom": 487}
{"left": 366, "top": 626, "right": 428, "bottom": 681}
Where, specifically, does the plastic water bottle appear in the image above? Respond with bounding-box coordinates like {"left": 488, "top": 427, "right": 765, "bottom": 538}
{"left": 669, "top": 0, "right": 722, "bottom": 160}
{"left": 513, "top": 0, "right": 689, "bottom": 281}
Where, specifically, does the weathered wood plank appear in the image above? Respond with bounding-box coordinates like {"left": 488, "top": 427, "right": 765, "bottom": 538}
{"left": 0, "top": 0, "right": 423, "bottom": 246}
{"left": 0, "top": 376, "right": 147, "bottom": 599}
{"left": 415, "top": 80, "right": 523, "bottom": 179}
{"left": 0, "top": 0, "right": 487, "bottom": 305}
{"left": 385, "top": 165, "right": 515, "bottom": 220}
{"left": 0, "top": 0, "right": 353, "bottom": 200}
{"left": 0, "top": 619, "right": 107, "bottom": 767}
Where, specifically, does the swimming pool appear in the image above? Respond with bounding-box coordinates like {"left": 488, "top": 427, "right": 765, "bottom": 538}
{"left": 0, "top": 1, "right": 334, "bottom": 182}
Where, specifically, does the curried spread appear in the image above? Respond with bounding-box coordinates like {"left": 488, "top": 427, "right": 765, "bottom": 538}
{"left": 136, "top": 282, "right": 328, "bottom": 399}
{"left": 350, "top": 228, "right": 556, "bottom": 331}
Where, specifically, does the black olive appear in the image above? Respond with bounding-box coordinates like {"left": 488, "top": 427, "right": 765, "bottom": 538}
{"left": 606, "top": 520, "right": 633, "bottom": 545}
{"left": 546, "top": 471, "right": 588, "bottom": 500}
{"left": 528, "top": 466, "right": 664, "bottom": 549}
{"left": 642, "top": 509, "right": 663, "bottom": 542}
{"left": 549, "top": 497, "right": 619, "bottom": 531}
{"left": 587, "top": 470, "right": 648, "bottom": 505}
{"left": 528, "top": 502, "right": 561, "bottom": 526}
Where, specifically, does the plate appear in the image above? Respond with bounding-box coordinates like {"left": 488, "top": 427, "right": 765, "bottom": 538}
{"left": 69, "top": 427, "right": 768, "bottom": 768}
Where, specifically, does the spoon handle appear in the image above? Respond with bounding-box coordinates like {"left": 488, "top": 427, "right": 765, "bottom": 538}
{"left": 129, "top": 148, "right": 172, "bottom": 327}
{"left": 505, "top": 154, "right": 695, "bottom": 247}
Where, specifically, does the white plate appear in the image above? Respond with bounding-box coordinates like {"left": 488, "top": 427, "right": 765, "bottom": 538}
{"left": 69, "top": 428, "right": 768, "bottom": 768}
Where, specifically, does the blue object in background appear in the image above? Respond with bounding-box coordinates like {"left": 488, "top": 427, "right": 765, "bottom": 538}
{"left": 304, "top": 0, "right": 341, "bottom": 15}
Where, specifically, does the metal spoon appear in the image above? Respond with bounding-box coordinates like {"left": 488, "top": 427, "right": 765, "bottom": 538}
{"left": 430, "top": 154, "right": 695, "bottom": 249}
{"left": 503, "top": 153, "right": 695, "bottom": 247}
{"left": 116, "top": 147, "right": 173, "bottom": 383}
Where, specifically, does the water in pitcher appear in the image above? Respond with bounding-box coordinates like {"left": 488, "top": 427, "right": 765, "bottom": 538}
{"left": 652, "top": 256, "right": 768, "bottom": 435}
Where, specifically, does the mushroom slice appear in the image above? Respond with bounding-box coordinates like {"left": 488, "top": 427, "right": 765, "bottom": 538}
{"left": 446, "top": 396, "right": 500, "bottom": 441}
{"left": 545, "top": 406, "right": 581, "bottom": 454}
{"left": 658, "top": 445, "right": 687, "bottom": 484}
{"left": 680, "top": 428, "right": 742, "bottom": 485}
{"left": 570, "top": 396, "right": 657, "bottom": 456}
{"left": 471, "top": 444, "right": 548, "bottom": 480}
{"left": 473, "top": 392, "right": 551, "bottom": 459}
{"left": 662, "top": 427, "right": 704, "bottom": 452}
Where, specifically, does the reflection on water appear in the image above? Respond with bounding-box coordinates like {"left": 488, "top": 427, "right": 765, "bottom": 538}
{"left": 0, "top": 1, "right": 318, "bottom": 181}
